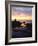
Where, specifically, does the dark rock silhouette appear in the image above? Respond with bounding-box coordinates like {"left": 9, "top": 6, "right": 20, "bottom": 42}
{"left": 11, "top": 19, "right": 32, "bottom": 28}
{"left": 26, "top": 23, "right": 32, "bottom": 28}
{"left": 12, "top": 19, "right": 21, "bottom": 28}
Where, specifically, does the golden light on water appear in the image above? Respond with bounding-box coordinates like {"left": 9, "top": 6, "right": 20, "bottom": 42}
{"left": 21, "top": 23, "right": 26, "bottom": 27}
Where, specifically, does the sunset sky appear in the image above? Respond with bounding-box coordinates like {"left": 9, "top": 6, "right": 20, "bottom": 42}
{"left": 11, "top": 7, "right": 32, "bottom": 21}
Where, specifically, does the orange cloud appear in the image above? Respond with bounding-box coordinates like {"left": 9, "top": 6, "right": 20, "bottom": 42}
{"left": 11, "top": 14, "right": 32, "bottom": 21}
{"left": 11, "top": 11, "right": 32, "bottom": 21}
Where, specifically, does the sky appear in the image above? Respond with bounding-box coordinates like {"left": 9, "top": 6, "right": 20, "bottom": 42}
{"left": 11, "top": 7, "right": 32, "bottom": 21}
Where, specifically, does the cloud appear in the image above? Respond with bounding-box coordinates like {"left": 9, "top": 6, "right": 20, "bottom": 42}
{"left": 12, "top": 7, "right": 32, "bottom": 14}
